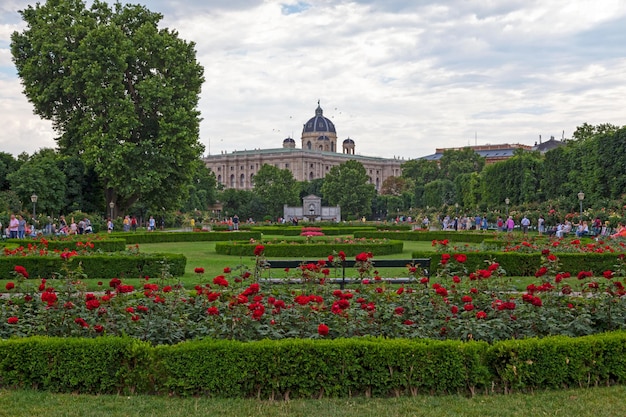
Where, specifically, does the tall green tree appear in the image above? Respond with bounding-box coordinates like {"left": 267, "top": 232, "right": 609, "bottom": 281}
{"left": 321, "top": 160, "right": 376, "bottom": 219}
{"left": 0, "top": 152, "right": 19, "bottom": 191}
{"left": 252, "top": 164, "right": 299, "bottom": 219}
{"left": 182, "top": 160, "right": 217, "bottom": 213}
{"left": 11, "top": 0, "right": 205, "bottom": 216}
{"left": 439, "top": 148, "right": 485, "bottom": 180}
{"left": 6, "top": 149, "right": 66, "bottom": 216}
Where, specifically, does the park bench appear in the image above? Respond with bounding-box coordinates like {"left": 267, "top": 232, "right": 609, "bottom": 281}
{"left": 261, "top": 258, "right": 430, "bottom": 289}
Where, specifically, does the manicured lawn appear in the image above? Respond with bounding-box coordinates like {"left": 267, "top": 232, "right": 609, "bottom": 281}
{"left": 1, "top": 386, "right": 625, "bottom": 417}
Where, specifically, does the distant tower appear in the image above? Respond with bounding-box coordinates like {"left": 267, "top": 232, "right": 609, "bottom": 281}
{"left": 301, "top": 101, "right": 337, "bottom": 152}
{"left": 282, "top": 137, "right": 296, "bottom": 148}
{"left": 342, "top": 138, "right": 355, "bottom": 155}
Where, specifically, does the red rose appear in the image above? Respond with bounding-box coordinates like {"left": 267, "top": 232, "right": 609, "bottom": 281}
{"left": 194, "top": 267, "right": 205, "bottom": 274}
{"left": 476, "top": 311, "right": 487, "bottom": 319}
{"left": 223, "top": 267, "right": 231, "bottom": 273}
{"left": 207, "top": 306, "right": 219, "bottom": 316}
{"left": 451, "top": 305, "right": 459, "bottom": 314}
{"left": 94, "top": 325, "right": 104, "bottom": 333}
{"left": 394, "top": 306, "right": 405, "bottom": 315}
{"left": 5, "top": 282, "right": 15, "bottom": 290}
{"left": 14, "top": 265, "right": 29, "bottom": 278}
{"left": 253, "top": 245, "right": 265, "bottom": 256}
{"left": 318, "top": 323, "right": 329, "bottom": 336}
{"left": 7, "top": 316, "right": 18, "bottom": 324}
{"left": 454, "top": 254, "right": 467, "bottom": 263}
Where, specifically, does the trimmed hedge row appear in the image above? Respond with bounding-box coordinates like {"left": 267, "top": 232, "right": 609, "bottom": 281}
{"left": 250, "top": 226, "right": 377, "bottom": 236}
{"left": 1, "top": 332, "right": 625, "bottom": 397}
{"left": 411, "top": 251, "right": 620, "bottom": 276}
{"left": 111, "top": 231, "right": 261, "bottom": 244}
{"left": 0, "top": 253, "right": 186, "bottom": 279}
{"left": 356, "top": 230, "right": 492, "bottom": 243}
{"left": 215, "top": 240, "right": 404, "bottom": 257}
{"left": 4, "top": 238, "right": 127, "bottom": 252}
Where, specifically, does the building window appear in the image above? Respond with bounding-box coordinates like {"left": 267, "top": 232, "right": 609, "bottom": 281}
{"left": 310, "top": 163, "right": 314, "bottom": 168}
{"left": 217, "top": 167, "right": 221, "bottom": 172}
{"left": 240, "top": 174, "right": 245, "bottom": 187}
{"left": 217, "top": 175, "right": 222, "bottom": 184}
{"left": 285, "top": 163, "right": 290, "bottom": 168}
{"left": 250, "top": 165, "right": 254, "bottom": 169}
{"left": 309, "top": 172, "right": 314, "bottom": 180}
{"left": 240, "top": 166, "right": 244, "bottom": 170}
{"left": 230, "top": 166, "right": 234, "bottom": 171}
{"left": 230, "top": 174, "right": 235, "bottom": 187}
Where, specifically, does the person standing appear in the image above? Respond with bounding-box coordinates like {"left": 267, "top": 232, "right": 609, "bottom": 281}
{"left": 521, "top": 215, "right": 531, "bottom": 234}
{"left": 148, "top": 216, "right": 156, "bottom": 231}
{"left": 537, "top": 215, "right": 545, "bottom": 235}
{"left": 107, "top": 218, "right": 114, "bottom": 234}
{"left": 131, "top": 216, "right": 137, "bottom": 232}
{"left": 233, "top": 214, "right": 239, "bottom": 231}
{"left": 497, "top": 216, "right": 504, "bottom": 232}
{"left": 17, "top": 215, "right": 26, "bottom": 239}
{"left": 506, "top": 216, "right": 515, "bottom": 232}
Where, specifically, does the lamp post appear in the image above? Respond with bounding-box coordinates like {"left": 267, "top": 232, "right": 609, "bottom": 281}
{"left": 455, "top": 202, "right": 459, "bottom": 216}
{"left": 505, "top": 198, "right": 510, "bottom": 215}
{"left": 31, "top": 193, "right": 38, "bottom": 220}
{"left": 577, "top": 191, "right": 585, "bottom": 220}
{"left": 109, "top": 201, "right": 115, "bottom": 220}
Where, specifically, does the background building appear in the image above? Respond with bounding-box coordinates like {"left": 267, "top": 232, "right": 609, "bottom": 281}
{"left": 203, "top": 102, "right": 404, "bottom": 191}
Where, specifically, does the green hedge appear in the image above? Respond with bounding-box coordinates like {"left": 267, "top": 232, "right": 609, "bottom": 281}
{"left": 411, "top": 251, "right": 620, "bottom": 276}
{"left": 111, "top": 231, "right": 261, "bottom": 244}
{"left": 4, "top": 238, "right": 126, "bottom": 252}
{"left": 355, "top": 230, "right": 492, "bottom": 243}
{"left": 250, "top": 226, "right": 377, "bottom": 236}
{"left": 215, "top": 240, "right": 404, "bottom": 257}
{"left": 2, "top": 332, "right": 626, "bottom": 397}
{"left": 0, "top": 253, "right": 186, "bottom": 279}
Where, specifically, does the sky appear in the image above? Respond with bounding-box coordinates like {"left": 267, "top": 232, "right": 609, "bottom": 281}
{"left": 1, "top": 0, "right": 626, "bottom": 160}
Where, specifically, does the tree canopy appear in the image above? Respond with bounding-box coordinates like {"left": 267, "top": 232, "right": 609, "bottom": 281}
{"left": 321, "top": 160, "right": 376, "bottom": 219}
{"left": 252, "top": 164, "right": 299, "bottom": 219}
{"left": 11, "top": 0, "right": 205, "bottom": 215}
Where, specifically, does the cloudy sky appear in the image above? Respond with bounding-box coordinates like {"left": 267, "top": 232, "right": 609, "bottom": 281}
{"left": 1, "top": 0, "right": 626, "bottom": 160}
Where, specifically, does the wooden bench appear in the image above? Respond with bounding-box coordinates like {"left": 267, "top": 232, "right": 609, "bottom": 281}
{"left": 262, "top": 258, "right": 431, "bottom": 289}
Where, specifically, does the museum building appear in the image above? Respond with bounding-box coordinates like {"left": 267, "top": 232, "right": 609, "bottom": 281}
{"left": 203, "top": 102, "right": 404, "bottom": 191}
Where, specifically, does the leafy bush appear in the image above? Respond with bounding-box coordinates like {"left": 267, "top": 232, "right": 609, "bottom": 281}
{"left": 115, "top": 231, "right": 261, "bottom": 244}
{"left": 215, "top": 240, "right": 404, "bottom": 257}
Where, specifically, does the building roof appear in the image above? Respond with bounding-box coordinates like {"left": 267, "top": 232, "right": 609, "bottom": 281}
{"left": 302, "top": 102, "right": 336, "bottom": 134}
{"left": 205, "top": 147, "right": 404, "bottom": 163}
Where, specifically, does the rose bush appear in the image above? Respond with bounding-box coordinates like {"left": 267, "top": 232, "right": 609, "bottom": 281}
{"left": 2, "top": 251, "right": 626, "bottom": 345}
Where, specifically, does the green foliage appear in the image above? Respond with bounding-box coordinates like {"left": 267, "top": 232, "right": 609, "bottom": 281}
{"left": 6, "top": 150, "right": 66, "bottom": 215}
{"left": 252, "top": 164, "right": 300, "bottom": 219}
{"left": 11, "top": 0, "right": 205, "bottom": 214}
{"left": 3, "top": 333, "right": 626, "bottom": 397}
{"left": 116, "top": 231, "right": 261, "bottom": 244}
{"left": 0, "top": 253, "right": 186, "bottom": 279}
{"left": 0, "top": 337, "right": 153, "bottom": 394}
{"left": 249, "top": 226, "right": 376, "bottom": 236}
{"left": 215, "top": 240, "right": 404, "bottom": 257}
{"left": 322, "top": 160, "right": 376, "bottom": 219}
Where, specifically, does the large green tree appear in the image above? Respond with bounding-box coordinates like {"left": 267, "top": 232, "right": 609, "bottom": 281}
{"left": 6, "top": 149, "right": 66, "bottom": 216}
{"left": 252, "top": 164, "right": 299, "bottom": 219}
{"left": 11, "top": 0, "right": 205, "bottom": 215}
{"left": 321, "top": 160, "right": 375, "bottom": 219}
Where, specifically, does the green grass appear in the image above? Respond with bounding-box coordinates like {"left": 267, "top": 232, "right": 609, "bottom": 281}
{"left": 1, "top": 386, "right": 626, "bottom": 417}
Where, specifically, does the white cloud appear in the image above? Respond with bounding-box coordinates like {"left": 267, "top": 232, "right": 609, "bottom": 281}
{"left": 1, "top": 0, "right": 626, "bottom": 159}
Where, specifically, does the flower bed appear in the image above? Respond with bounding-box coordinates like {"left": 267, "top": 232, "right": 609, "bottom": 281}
{"left": 215, "top": 238, "right": 403, "bottom": 257}
{"left": 4, "top": 237, "right": 126, "bottom": 252}
{"left": 2, "top": 250, "right": 625, "bottom": 345}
